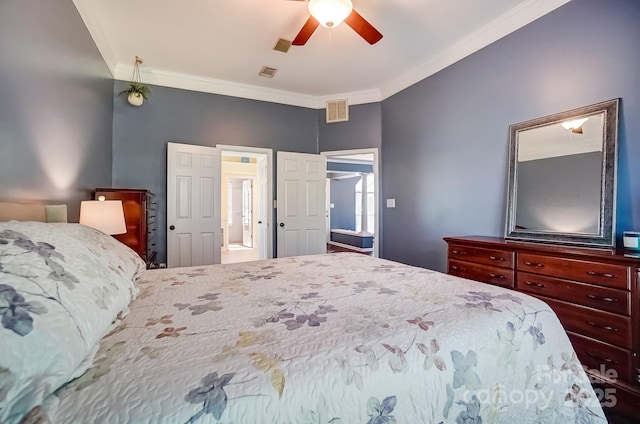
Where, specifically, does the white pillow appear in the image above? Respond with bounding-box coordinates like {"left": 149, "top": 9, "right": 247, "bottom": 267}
{"left": 0, "top": 222, "right": 145, "bottom": 424}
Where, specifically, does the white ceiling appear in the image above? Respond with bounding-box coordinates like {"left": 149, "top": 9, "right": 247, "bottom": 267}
{"left": 73, "top": 0, "right": 570, "bottom": 108}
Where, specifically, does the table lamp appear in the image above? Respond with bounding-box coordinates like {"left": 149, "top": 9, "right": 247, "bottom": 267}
{"left": 79, "top": 196, "right": 127, "bottom": 235}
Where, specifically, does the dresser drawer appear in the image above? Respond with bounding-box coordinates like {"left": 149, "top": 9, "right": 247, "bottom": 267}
{"left": 516, "top": 271, "right": 631, "bottom": 315}
{"left": 448, "top": 259, "right": 514, "bottom": 288}
{"left": 518, "top": 253, "right": 630, "bottom": 290}
{"left": 541, "top": 297, "right": 632, "bottom": 349}
{"left": 567, "top": 332, "right": 633, "bottom": 383}
{"left": 448, "top": 244, "right": 514, "bottom": 269}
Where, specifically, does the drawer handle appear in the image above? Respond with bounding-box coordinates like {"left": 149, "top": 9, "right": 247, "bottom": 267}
{"left": 451, "top": 265, "right": 466, "bottom": 271}
{"left": 523, "top": 281, "right": 545, "bottom": 288}
{"left": 586, "top": 321, "right": 618, "bottom": 332}
{"left": 586, "top": 271, "right": 616, "bottom": 279}
{"left": 586, "top": 294, "right": 618, "bottom": 303}
{"left": 452, "top": 250, "right": 467, "bottom": 255}
{"left": 489, "top": 273, "right": 506, "bottom": 280}
{"left": 523, "top": 261, "right": 544, "bottom": 268}
{"left": 489, "top": 256, "right": 505, "bottom": 261}
{"left": 585, "top": 351, "right": 618, "bottom": 365}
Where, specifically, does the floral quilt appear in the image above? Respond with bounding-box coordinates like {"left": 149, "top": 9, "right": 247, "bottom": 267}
{"left": 50, "top": 253, "right": 606, "bottom": 423}
{"left": 0, "top": 222, "right": 145, "bottom": 424}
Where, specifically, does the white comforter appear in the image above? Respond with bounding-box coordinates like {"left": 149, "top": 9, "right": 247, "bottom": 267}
{"left": 50, "top": 253, "right": 606, "bottom": 423}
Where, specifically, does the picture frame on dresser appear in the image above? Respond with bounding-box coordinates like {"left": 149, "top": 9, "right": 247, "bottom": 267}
{"left": 444, "top": 236, "right": 640, "bottom": 421}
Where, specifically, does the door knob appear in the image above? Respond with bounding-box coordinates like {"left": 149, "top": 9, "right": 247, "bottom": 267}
{"left": 169, "top": 225, "right": 175, "bottom": 230}
{"left": 258, "top": 221, "right": 263, "bottom": 224}
{"left": 279, "top": 223, "right": 285, "bottom": 228}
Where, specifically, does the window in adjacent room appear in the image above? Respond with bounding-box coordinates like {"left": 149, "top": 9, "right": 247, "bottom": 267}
{"left": 227, "top": 182, "right": 233, "bottom": 225}
{"left": 355, "top": 173, "right": 374, "bottom": 233}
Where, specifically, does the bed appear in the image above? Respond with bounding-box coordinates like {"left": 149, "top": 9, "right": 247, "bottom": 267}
{"left": 0, "top": 219, "right": 607, "bottom": 423}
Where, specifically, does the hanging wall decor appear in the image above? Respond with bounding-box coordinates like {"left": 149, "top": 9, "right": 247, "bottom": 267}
{"left": 118, "top": 56, "right": 150, "bottom": 106}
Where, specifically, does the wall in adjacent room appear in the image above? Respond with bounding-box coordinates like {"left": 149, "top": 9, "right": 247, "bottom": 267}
{"left": 318, "top": 103, "right": 382, "bottom": 152}
{"left": 0, "top": 0, "right": 114, "bottom": 222}
{"left": 330, "top": 177, "right": 359, "bottom": 231}
{"left": 381, "top": 0, "right": 640, "bottom": 271}
{"left": 112, "top": 82, "right": 319, "bottom": 262}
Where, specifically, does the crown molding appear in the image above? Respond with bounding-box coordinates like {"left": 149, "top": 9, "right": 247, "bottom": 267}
{"left": 320, "top": 89, "right": 382, "bottom": 107}
{"left": 72, "top": 0, "right": 117, "bottom": 76}
{"left": 114, "top": 64, "right": 325, "bottom": 109}
{"left": 78, "top": 0, "right": 570, "bottom": 108}
{"left": 379, "top": 0, "right": 571, "bottom": 99}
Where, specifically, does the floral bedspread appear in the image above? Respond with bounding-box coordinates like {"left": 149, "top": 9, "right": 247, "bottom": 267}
{"left": 51, "top": 254, "right": 605, "bottom": 423}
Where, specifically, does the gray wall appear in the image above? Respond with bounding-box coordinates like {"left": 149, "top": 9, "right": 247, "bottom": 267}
{"left": 381, "top": 0, "right": 640, "bottom": 271}
{"left": 516, "top": 152, "right": 602, "bottom": 233}
{"left": 318, "top": 103, "right": 382, "bottom": 152}
{"left": 112, "top": 82, "right": 319, "bottom": 263}
{"left": 0, "top": 0, "right": 114, "bottom": 222}
{"left": 330, "top": 177, "right": 359, "bottom": 231}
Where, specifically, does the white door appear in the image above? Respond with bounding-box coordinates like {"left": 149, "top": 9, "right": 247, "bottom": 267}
{"left": 257, "top": 156, "right": 269, "bottom": 260}
{"left": 167, "top": 142, "right": 221, "bottom": 267}
{"left": 242, "top": 179, "right": 253, "bottom": 248}
{"left": 276, "top": 151, "right": 326, "bottom": 257}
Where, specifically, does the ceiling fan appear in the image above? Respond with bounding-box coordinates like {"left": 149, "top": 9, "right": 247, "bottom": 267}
{"left": 288, "top": 0, "right": 383, "bottom": 46}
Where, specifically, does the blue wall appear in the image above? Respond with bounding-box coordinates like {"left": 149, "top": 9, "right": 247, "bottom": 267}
{"left": 330, "top": 177, "right": 360, "bottom": 231}
{"left": 381, "top": 0, "right": 640, "bottom": 271}
{"left": 2, "top": 0, "right": 638, "bottom": 271}
{"left": 318, "top": 103, "right": 382, "bottom": 151}
{"left": 112, "top": 81, "right": 319, "bottom": 263}
{"left": 0, "top": 0, "right": 114, "bottom": 221}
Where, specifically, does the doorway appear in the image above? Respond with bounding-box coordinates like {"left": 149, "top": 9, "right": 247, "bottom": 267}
{"left": 220, "top": 147, "right": 271, "bottom": 264}
{"left": 322, "top": 148, "right": 379, "bottom": 257}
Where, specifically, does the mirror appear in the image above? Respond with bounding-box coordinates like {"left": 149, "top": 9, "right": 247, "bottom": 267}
{"left": 505, "top": 99, "right": 619, "bottom": 247}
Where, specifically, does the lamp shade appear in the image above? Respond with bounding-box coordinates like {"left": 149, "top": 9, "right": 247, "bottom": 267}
{"left": 79, "top": 199, "right": 127, "bottom": 235}
{"left": 308, "top": 0, "right": 353, "bottom": 28}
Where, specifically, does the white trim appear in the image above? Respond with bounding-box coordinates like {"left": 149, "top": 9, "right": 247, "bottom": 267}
{"left": 327, "top": 158, "right": 373, "bottom": 165}
{"left": 76, "top": 0, "right": 569, "bottom": 107}
{"left": 321, "top": 148, "right": 380, "bottom": 258}
{"left": 115, "top": 65, "right": 323, "bottom": 109}
{"left": 320, "top": 89, "right": 382, "bottom": 107}
{"left": 216, "top": 145, "right": 274, "bottom": 260}
{"left": 379, "top": 0, "right": 571, "bottom": 99}
{"left": 72, "top": 0, "right": 117, "bottom": 76}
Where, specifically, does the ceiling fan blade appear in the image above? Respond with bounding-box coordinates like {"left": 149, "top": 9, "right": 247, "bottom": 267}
{"left": 292, "top": 16, "right": 320, "bottom": 46}
{"left": 344, "top": 9, "right": 383, "bottom": 45}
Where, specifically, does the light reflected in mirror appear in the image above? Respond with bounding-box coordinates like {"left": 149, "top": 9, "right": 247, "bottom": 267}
{"left": 505, "top": 99, "right": 619, "bottom": 247}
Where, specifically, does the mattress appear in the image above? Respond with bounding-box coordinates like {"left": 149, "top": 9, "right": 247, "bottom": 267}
{"left": 50, "top": 253, "right": 606, "bottom": 423}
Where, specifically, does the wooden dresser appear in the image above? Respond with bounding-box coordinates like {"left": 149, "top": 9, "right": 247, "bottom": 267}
{"left": 444, "top": 236, "right": 640, "bottom": 420}
{"left": 94, "top": 188, "right": 157, "bottom": 267}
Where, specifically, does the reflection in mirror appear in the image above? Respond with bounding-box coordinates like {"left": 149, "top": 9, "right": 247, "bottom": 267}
{"left": 505, "top": 99, "right": 619, "bottom": 247}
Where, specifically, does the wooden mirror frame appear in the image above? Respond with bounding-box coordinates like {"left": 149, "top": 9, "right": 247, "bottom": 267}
{"left": 505, "top": 99, "right": 619, "bottom": 247}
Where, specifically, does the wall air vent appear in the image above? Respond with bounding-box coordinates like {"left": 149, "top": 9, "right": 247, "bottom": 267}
{"left": 326, "top": 99, "right": 349, "bottom": 123}
{"left": 273, "top": 38, "right": 292, "bottom": 53}
{"left": 259, "top": 66, "right": 278, "bottom": 78}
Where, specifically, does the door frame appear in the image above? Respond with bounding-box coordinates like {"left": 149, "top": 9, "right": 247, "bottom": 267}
{"left": 217, "top": 145, "right": 273, "bottom": 260}
{"left": 321, "top": 148, "right": 380, "bottom": 258}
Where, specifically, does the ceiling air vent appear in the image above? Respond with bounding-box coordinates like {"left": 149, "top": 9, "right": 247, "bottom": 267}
{"left": 273, "top": 38, "right": 292, "bottom": 53}
{"left": 259, "top": 66, "right": 278, "bottom": 78}
{"left": 326, "top": 99, "right": 349, "bottom": 123}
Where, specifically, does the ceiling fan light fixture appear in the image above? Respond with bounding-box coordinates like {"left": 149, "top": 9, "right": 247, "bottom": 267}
{"left": 561, "top": 117, "right": 589, "bottom": 132}
{"left": 308, "top": 0, "right": 353, "bottom": 28}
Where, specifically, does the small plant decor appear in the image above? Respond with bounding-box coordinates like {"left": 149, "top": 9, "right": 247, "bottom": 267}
{"left": 119, "top": 82, "right": 150, "bottom": 101}
{"left": 119, "top": 56, "right": 149, "bottom": 106}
